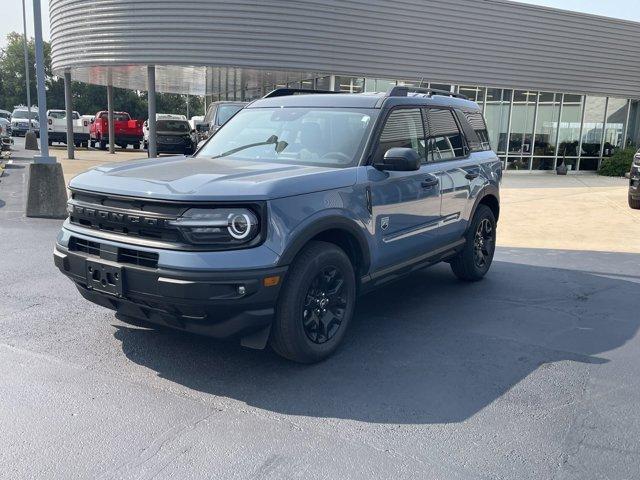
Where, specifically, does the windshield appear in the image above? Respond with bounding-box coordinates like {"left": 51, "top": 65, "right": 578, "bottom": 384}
{"left": 0, "top": 112, "right": 10, "bottom": 120}
{"left": 49, "top": 111, "right": 80, "bottom": 120}
{"left": 157, "top": 120, "right": 190, "bottom": 133}
{"left": 197, "top": 107, "right": 376, "bottom": 168}
{"left": 13, "top": 110, "right": 39, "bottom": 120}
{"left": 216, "top": 105, "right": 244, "bottom": 126}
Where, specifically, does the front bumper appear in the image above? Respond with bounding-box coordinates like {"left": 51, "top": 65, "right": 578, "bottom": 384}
{"left": 157, "top": 141, "right": 191, "bottom": 153}
{"left": 54, "top": 239, "right": 286, "bottom": 339}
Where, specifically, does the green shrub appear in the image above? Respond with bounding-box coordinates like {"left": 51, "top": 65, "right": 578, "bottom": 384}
{"left": 598, "top": 148, "right": 637, "bottom": 177}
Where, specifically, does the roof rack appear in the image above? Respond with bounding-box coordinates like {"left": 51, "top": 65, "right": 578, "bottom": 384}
{"left": 386, "top": 86, "right": 469, "bottom": 100}
{"left": 262, "top": 88, "right": 339, "bottom": 98}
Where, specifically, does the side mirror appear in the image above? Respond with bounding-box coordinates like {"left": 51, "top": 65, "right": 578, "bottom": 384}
{"left": 375, "top": 148, "right": 421, "bottom": 171}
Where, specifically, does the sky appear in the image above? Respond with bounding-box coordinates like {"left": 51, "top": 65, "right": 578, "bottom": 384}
{"left": 1, "top": 0, "right": 639, "bottom": 48}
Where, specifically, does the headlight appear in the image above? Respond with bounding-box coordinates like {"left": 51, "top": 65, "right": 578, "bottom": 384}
{"left": 169, "top": 208, "right": 260, "bottom": 246}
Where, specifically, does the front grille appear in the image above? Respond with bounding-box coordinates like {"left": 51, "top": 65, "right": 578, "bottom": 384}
{"left": 69, "top": 237, "right": 100, "bottom": 256}
{"left": 69, "top": 236, "right": 159, "bottom": 269}
{"left": 68, "top": 191, "right": 186, "bottom": 243}
{"left": 118, "top": 248, "right": 159, "bottom": 268}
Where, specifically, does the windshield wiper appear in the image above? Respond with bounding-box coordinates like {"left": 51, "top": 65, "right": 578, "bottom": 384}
{"left": 210, "top": 135, "right": 288, "bottom": 159}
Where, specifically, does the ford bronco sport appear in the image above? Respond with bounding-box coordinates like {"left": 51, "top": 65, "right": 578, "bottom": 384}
{"left": 54, "top": 86, "right": 502, "bottom": 363}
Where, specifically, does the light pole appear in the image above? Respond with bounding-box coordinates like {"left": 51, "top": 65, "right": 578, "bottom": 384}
{"left": 22, "top": 0, "right": 38, "bottom": 150}
{"left": 26, "top": 0, "right": 67, "bottom": 219}
{"left": 32, "top": 0, "right": 53, "bottom": 162}
{"left": 21, "top": 0, "right": 33, "bottom": 126}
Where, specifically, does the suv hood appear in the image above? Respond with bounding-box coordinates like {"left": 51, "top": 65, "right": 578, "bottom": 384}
{"left": 69, "top": 155, "right": 357, "bottom": 201}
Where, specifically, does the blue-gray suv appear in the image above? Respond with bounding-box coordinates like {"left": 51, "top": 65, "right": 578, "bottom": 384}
{"left": 54, "top": 86, "right": 502, "bottom": 363}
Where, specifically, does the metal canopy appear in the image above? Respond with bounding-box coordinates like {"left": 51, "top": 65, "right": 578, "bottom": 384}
{"left": 68, "top": 65, "right": 325, "bottom": 96}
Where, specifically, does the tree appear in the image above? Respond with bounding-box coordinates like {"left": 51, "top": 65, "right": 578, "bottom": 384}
{"left": 0, "top": 32, "right": 203, "bottom": 119}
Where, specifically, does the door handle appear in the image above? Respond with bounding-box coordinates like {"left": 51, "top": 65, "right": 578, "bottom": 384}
{"left": 465, "top": 172, "right": 479, "bottom": 180}
{"left": 421, "top": 177, "right": 439, "bottom": 188}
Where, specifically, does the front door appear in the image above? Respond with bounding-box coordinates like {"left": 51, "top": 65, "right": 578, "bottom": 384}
{"left": 366, "top": 108, "right": 442, "bottom": 272}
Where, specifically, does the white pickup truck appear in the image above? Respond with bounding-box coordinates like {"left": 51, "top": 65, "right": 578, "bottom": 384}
{"left": 47, "top": 109, "right": 91, "bottom": 147}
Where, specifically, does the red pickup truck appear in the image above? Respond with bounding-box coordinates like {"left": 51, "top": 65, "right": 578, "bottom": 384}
{"left": 89, "top": 111, "right": 144, "bottom": 150}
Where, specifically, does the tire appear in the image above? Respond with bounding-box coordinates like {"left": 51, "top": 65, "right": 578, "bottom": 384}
{"left": 450, "top": 204, "right": 497, "bottom": 282}
{"left": 90, "top": 140, "right": 95, "bottom": 148}
{"left": 82, "top": 141, "right": 88, "bottom": 148}
{"left": 47, "top": 139, "right": 52, "bottom": 146}
{"left": 99, "top": 139, "right": 106, "bottom": 150}
{"left": 269, "top": 241, "right": 356, "bottom": 363}
{"left": 133, "top": 143, "right": 140, "bottom": 150}
{"left": 629, "top": 194, "right": 640, "bottom": 210}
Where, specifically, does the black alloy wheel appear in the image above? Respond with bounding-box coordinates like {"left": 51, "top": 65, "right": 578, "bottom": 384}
{"left": 302, "top": 266, "right": 348, "bottom": 344}
{"left": 270, "top": 241, "right": 356, "bottom": 363}
{"left": 473, "top": 218, "right": 495, "bottom": 269}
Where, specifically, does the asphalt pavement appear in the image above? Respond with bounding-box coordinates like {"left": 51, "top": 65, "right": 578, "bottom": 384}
{"left": 1, "top": 142, "right": 639, "bottom": 479}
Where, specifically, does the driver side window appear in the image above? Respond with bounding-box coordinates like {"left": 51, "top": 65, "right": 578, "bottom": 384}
{"left": 377, "top": 108, "right": 426, "bottom": 164}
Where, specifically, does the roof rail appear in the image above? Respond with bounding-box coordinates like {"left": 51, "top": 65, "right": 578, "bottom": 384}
{"left": 386, "top": 86, "right": 469, "bottom": 100}
{"left": 262, "top": 88, "right": 339, "bottom": 98}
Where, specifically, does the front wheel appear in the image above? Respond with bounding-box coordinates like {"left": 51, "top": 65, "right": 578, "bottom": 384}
{"left": 450, "top": 204, "right": 497, "bottom": 282}
{"left": 629, "top": 194, "right": 640, "bottom": 210}
{"left": 269, "top": 241, "right": 356, "bottom": 363}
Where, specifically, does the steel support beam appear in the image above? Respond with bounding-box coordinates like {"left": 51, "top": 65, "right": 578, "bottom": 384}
{"left": 107, "top": 83, "right": 115, "bottom": 154}
{"left": 147, "top": 65, "right": 157, "bottom": 158}
{"left": 64, "top": 71, "right": 75, "bottom": 159}
{"left": 32, "top": 0, "right": 53, "bottom": 163}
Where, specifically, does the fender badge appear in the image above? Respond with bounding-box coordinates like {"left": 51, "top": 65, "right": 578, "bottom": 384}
{"left": 381, "top": 217, "right": 390, "bottom": 231}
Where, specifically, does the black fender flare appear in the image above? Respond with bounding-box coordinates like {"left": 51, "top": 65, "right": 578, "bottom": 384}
{"left": 278, "top": 214, "right": 372, "bottom": 274}
{"left": 468, "top": 184, "right": 500, "bottom": 222}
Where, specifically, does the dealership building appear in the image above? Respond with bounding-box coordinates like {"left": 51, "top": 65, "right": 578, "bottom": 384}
{"left": 51, "top": 0, "right": 640, "bottom": 171}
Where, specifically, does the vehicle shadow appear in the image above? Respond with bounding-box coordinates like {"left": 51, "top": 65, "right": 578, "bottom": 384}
{"left": 113, "top": 250, "right": 640, "bottom": 424}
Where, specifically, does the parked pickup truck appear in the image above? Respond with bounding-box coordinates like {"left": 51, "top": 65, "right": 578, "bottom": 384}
{"left": 89, "top": 111, "right": 143, "bottom": 150}
{"left": 47, "top": 109, "right": 91, "bottom": 147}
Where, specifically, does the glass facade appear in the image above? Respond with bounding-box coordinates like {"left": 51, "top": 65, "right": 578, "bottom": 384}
{"left": 213, "top": 74, "right": 639, "bottom": 171}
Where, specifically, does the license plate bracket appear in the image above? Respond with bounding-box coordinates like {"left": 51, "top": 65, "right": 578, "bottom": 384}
{"left": 86, "top": 259, "right": 123, "bottom": 297}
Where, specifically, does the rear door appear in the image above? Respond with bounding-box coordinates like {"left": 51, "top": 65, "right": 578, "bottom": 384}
{"left": 425, "top": 108, "right": 481, "bottom": 243}
{"left": 366, "top": 107, "right": 443, "bottom": 271}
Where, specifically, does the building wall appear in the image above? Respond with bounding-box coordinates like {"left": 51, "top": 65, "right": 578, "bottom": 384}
{"left": 51, "top": 0, "right": 640, "bottom": 98}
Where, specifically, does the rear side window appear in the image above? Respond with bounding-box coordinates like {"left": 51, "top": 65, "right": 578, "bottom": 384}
{"left": 463, "top": 111, "right": 491, "bottom": 151}
{"left": 425, "top": 109, "right": 466, "bottom": 162}
{"left": 377, "top": 108, "right": 426, "bottom": 162}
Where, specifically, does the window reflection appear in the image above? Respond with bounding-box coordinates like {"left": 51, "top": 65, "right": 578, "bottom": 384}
{"left": 604, "top": 98, "right": 628, "bottom": 156}
{"left": 507, "top": 90, "right": 537, "bottom": 170}
{"left": 558, "top": 94, "right": 583, "bottom": 161}
{"left": 485, "top": 88, "right": 511, "bottom": 156}
{"left": 534, "top": 92, "right": 561, "bottom": 157}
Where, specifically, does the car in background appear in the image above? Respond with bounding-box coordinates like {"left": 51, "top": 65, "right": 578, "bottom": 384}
{"left": 629, "top": 149, "right": 640, "bottom": 209}
{"left": 0, "top": 118, "right": 13, "bottom": 156}
{"left": 0, "top": 110, "right": 11, "bottom": 121}
{"left": 11, "top": 107, "right": 39, "bottom": 136}
{"left": 0, "top": 117, "right": 13, "bottom": 137}
{"left": 47, "top": 109, "right": 91, "bottom": 147}
{"left": 189, "top": 115, "right": 208, "bottom": 141}
{"left": 203, "top": 101, "right": 246, "bottom": 137}
{"left": 143, "top": 113, "right": 187, "bottom": 146}
{"left": 89, "top": 111, "right": 143, "bottom": 150}
{"left": 144, "top": 115, "right": 197, "bottom": 156}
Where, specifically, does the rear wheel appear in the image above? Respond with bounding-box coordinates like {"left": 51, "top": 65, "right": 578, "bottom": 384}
{"left": 99, "top": 139, "right": 106, "bottom": 150}
{"left": 133, "top": 143, "right": 140, "bottom": 150}
{"left": 629, "top": 194, "right": 640, "bottom": 210}
{"left": 47, "top": 139, "right": 52, "bottom": 146}
{"left": 450, "top": 204, "right": 496, "bottom": 282}
{"left": 269, "top": 241, "right": 356, "bottom": 363}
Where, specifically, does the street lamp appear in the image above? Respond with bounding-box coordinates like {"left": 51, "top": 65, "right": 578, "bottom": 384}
{"left": 22, "top": 0, "right": 38, "bottom": 150}
{"left": 25, "top": 0, "right": 67, "bottom": 219}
